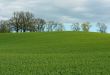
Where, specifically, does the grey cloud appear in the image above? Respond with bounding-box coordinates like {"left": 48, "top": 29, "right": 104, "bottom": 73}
{"left": 0, "top": 0, "right": 110, "bottom": 23}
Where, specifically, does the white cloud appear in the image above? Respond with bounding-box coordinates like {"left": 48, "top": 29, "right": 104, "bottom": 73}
{"left": 100, "top": 0, "right": 110, "bottom": 4}
{"left": 0, "top": 16, "right": 8, "bottom": 20}
{"left": 73, "top": 7, "right": 88, "bottom": 12}
{"left": 0, "top": 0, "right": 110, "bottom": 23}
{"left": 53, "top": 0, "right": 87, "bottom": 8}
{"left": 59, "top": 16, "right": 82, "bottom": 23}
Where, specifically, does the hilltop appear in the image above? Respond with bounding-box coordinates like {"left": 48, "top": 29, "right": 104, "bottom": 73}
{"left": 0, "top": 32, "right": 110, "bottom": 75}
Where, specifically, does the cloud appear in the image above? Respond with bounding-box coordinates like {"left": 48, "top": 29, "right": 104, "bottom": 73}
{"left": 0, "top": 0, "right": 110, "bottom": 24}
{"left": 59, "top": 16, "right": 82, "bottom": 23}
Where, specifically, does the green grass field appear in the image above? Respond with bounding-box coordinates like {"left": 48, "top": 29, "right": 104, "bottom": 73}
{"left": 0, "top": 32, "right": 110, "bottom": 75}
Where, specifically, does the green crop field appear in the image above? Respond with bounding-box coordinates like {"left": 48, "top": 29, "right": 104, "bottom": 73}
{"left": 0, "top": 32, "right": 110, "bottom": 75}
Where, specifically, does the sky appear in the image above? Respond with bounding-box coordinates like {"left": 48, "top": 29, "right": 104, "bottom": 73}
{"left": 0, "top": 0, "right": 110, "bottom": 32}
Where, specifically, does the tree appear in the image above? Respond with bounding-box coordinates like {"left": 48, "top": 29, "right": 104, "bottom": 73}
{"left": 35, "top": 18, "right": 46, "bottom": 32}
{"left": 10, "top": 12, "right": 21, "bottom": 32}
{"left": 10, "top": 11, "right": 36, "bottom": 32}
{"left": 46, "top": 21, "right": 59, "bottom": 32}
{"left": 46, "top": 21, "right": 55, "bottom": 32}
{"left": 0, "top": 20, "right": 10, "bottom": 33}
{"left": 54, "top": 22, "right": 64, "bottom": 31}
{"left": 22, "top": 12, "right": 36, "bottom": 32}
{"left": 81, "top": 22, "right": 91, "bottom": 32}
{"left": 71, "top": 22, "right": 80, "bottom": 31}
{"left": 97, "top": 23, "right": 107, "bottom": 33}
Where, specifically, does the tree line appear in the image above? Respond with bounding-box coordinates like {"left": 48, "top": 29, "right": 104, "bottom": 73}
{"left": 71, "top": 22, "right": 107, "bottom": 33}
{"left": 0, "top": 11, "right": 107, "bottom": 33}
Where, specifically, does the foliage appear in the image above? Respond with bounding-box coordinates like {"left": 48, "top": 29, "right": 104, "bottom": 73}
{"left": 71, "top": 22, "right": 80, "bottom": 31}
{"left": 81, "top": 22, "right": 91, "bottom": 32}
{"left": 0, "top": 20, "right": 10, "bottom": 33}
{"left": 97, "top": 22, "right": 107, "bottom": 33}
{"left": 10, "top": 11, "right": 36, "bottom": 32}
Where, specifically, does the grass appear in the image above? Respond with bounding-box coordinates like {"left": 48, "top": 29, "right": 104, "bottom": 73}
{"left": 0, "top": 32, "right": 110, "bottom": 75}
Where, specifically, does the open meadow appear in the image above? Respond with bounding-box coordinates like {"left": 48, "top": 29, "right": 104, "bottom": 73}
{"left": 0, "top": 32, "right": 110, "bottom": 75}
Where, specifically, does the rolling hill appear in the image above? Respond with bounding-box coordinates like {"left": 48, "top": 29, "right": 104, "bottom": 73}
{"left": 0, "top": 32, "right": 110, "bottom": 75}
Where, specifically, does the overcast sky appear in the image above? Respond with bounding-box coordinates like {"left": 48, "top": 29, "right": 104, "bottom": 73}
{"left": 0, "top": 0, "right": 110, "bottom": 24}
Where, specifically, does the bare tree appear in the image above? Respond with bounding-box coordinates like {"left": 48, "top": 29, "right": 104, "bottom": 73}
{"left": 55, "top": 22, "right": 65, "bottom": 32}
{"left": 71, "top": 22, "right": 80, "bottom": 31}
{"left": 10, "top": 11, "right": 36, "bottom": 32}
{"left": 97, "top": 22, "right": 107, "bottom": 33}
{"left": 46, "top": 21, "right": 55, "bottom": 32}
{"left": 22, "top": 12, "right": 36, "bottom": 32}
{"left": 10, "top": 12, "right": 21, "bottom": 32}
{"left": 81, "top": 22, "right": 91, "bottom": 32}
{"left": 0, "top": 20, "right": 10, "bottom": 33}
{"left": 46, "top": 21, "right": 62, "bottom": 32}
{"left": 35, "top": 18, "right": 46, "bottom": 32}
